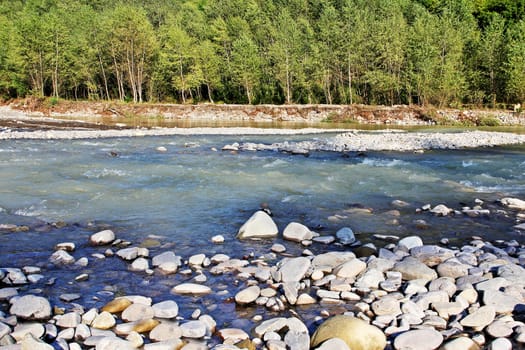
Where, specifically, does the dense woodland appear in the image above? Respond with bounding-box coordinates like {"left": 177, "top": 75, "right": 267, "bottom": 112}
{"left": 0, "top": 0, "right": 524, "bottom": 107}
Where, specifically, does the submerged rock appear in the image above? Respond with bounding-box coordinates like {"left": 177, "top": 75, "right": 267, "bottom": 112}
{"left": 89, "top": 230, "right": 115, "bottom": 245}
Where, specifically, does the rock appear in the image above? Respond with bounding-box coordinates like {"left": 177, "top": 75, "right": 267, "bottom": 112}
{"left": 133, "top": 319, "right": 160, "bottom": 333}
{"left": 278, "top": 257, "right": 311, "bottom": 282}
{"left": 130, "top": 257, "right": 149, "bottom": 271}
{"left": 189, "top": 254, "right": 206, "bottom": 266}
{"left": 335, "top": 227, "right": 356, "bottom": 245}
{"left": 172, "top": 283, "right": 212, "bottom": 295}
{"left": 143, "top": 338, "right": 184, "bottom": 350}
{"left": 411, "top": 245, "right": 455, "bottom": 266}
{"left": 283, "top": 222, "right": 313, "bottom": 242}
{"left": 236, "top": 211, "right": 278, "bottom": 239}
{"left": 312, "top": 252, "right": 356, "bottom": 270}
{"left": 180, "top": 321, "right": 206, "bottom": 338}
{"left": 486, "top": 320, "right": 513, "bottom": 338}
{"left": 116, "top": 247, "right": 139, "bottom": 260}
{"left": 217, "top": 328, "right": 249, "bottom": 342}
{"left": 333, "top": 259, "right": 366, "bottom": 279}
{"left": 20, "top": 333, "right": 54, "bottom": 350}
{"left": 398, "top": 236, "right": 423, "bottom": 250}
{"left": 500, "top": 197, "right": 525, "bottom": 210}
{"left": 127, "top": 331, "right": 144, "bottom": 348}
{"left": 91, "top": 311, "right": 116, "bottom": 330}
{"left": 235, "top": 286, "right": 260, "bottom": 305}
{"left": 284, "top": 330, "right": 309, "bottom": 350}
{"left": 89, "top": 230, "right": 115, "bottom": 245}
{"left": 152, "top": 251, "right": 182, "bottom": 267}
{"left": 56, "top": 312, "right": 81, "bottom": 328}
{"left": 49, "top": 250, "right": 75, "bottom": 264}
{"left": 394, "top": 257, "right": 438, "bottom": 281}
{"left": 122, "top": 303, "right": 155, "bottom": 322}
{"left": 11, "top": 323, "right": 45, "bottom": 341}
{"left": 315, "top": 337, "right": 351, "bottom": 350}
{"left": 355, "top": 268, "right": 385, "bottom": 289}
{"left": 488, "top": 338, "right": 513, "bottom": 350}
{"left": 10, "top": 295, "right": 52, "bottom": 321}
{"left": 55, "top": 242, "right": 75, "bottom": 252}
{"left": 430, "top": 204, "right": 452, "bottom": 216}
{"left": 437, "top": 261, "right": 470, "bottom": 279}
{"left": 254, "top": 318, "right": 288, "bottom": 338}
{"left": 497, "top": 264, "right": 525, "bottom": 287}
{"left": 95, "top": 336, "right": 136, "bottom": 350}
{"left": 393, "top": 329, "right": 443, "bottom": 350}
{"left": 460, "top": 305, "right": 496, "bottom": 329}
{"left": 371, "top": 296, "right": 401, "bottom": 316}
{"left": 296, "top": 293, "right": 316, "bottom": 305}
{"left": 156, "top": 146, "right": 167, "bottom": 152}
{"left": 310, "top": 315, "right": 386, "bottom": 350}
{"left": 271, "top": 244, "right": 286, "bottom": 253}
{"left": 212, "top": 235, "right": 224, "bottom": 244}
{"left": 102, "top": 298, "right": 132, "bottom": 313}
{"left": 150, "top": 322, "right": 182, "bottom": 342}
{"left": 440, "top": 337, "right": 480, "bottom": 350}
{"left": 313, "top": 236, "right": 336, "bottom": 244}
{"left": 482, "top": 289, "right": 522, "bottom": 314}
{"left": 0, "top": 287, "right": 18, "bottom": 301}
{"left": 152, "top": 300, "right": 179, "bottom": 319}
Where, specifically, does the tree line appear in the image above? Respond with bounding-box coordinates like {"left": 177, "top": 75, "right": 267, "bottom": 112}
{"left": 0, "top": 0, "right": 524, "bottom": 107}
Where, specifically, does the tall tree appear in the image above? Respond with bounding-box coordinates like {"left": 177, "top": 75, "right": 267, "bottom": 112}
{"left": 506, "top": 20, "right": 525, "bottom": 103}
{"left": 231, "top": 33, "right": 261, "bottom": 104}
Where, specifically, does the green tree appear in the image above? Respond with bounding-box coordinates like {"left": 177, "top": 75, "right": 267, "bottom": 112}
{"left": 506, "top": 20, "right": 525, "bottom": 103}
{"left": 231, "top": 33, "right": 261, "bottom": 104}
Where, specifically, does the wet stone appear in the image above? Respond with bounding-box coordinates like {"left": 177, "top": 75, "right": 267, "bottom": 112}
{"left": 393, "top": 329, "right": 443, "bottom": 350}
{"left": 10, "top": 295, "right": 51, "bottom": 321}
{"left": 152, "top": 300, "right": 179, "bottom": 319}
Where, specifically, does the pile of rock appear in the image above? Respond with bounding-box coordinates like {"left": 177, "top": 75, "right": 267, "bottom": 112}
{"left": 1, "top": 202, "right": 525, "bottom": 349}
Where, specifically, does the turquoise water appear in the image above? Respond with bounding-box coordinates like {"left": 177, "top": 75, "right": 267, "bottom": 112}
{"left": 0, "top": 133, "right": 524, "bottom": 329}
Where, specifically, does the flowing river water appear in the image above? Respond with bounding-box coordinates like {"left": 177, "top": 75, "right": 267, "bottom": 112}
{"left": 1, "top": 131, "right": 525, "bottom": 334}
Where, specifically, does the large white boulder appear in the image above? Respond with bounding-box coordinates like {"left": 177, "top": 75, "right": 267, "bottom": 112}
{"left": 236, "top": 211, "right": 278, "bottom": 239}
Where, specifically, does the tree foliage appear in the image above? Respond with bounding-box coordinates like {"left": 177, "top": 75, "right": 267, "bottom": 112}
{"left": 0, "top": 0, "right": 524, "bottom": 106}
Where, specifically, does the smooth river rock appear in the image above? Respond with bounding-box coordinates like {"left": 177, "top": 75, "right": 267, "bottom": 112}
{"left": 236, "top": 211, "right": 278, "bottom": 239}
{"left": 278, "top": 257, "right": 311, "bottom": 282}
{"left": 310, "top": 315, "right": 386, "bottom": 350}
{"left": 235, "top": 286, "right": 260, "bottom": 305}
{"left": 171, "top": 283, "right": 212, "bottom": 295}
{"left": 393, "top": 329, "right": 443, "bottom": 350}
{"left": 394, "top": 257, "right": 438, "bottom": 281}
{"left": 89, "top": 230, "right": 115, "bottom": 245}
{"left": 10, "top": 295, "right": 52, "bottom": 321}
{"left": 283, "top": 222, "right": 313, "bottom": 242}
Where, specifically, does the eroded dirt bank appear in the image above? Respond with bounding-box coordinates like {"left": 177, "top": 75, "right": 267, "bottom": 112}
{"left": 2, "top": 99, "right": 524, "bottom": 128}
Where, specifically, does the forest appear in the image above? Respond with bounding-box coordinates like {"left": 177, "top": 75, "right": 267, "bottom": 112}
{"left": 0, "top": 0, "right": 524, "bottom": 107}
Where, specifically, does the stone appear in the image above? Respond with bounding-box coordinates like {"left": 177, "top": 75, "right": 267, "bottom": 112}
{"left": 122, "top": 303, "right": 155, "bottom": 322}
{"left": 393, "top": 329, "right": 443, "bottom": 350}
{"left": 398, "top": 235, "right": 423, "bottom": 250}
{"left": 482, "top": 289, "right": 522, "bottom": 314}
{"left": 211, "top": 235, "right": 224, "bottom": 244}
{"left": 312, "top": 252, "right": 356, "bottom": 270}
{"left": 497, "top": 264, "right": 525, "bottom": 287}
{"left": 313, "top": 236, "right": 336, "bottom": 244}
{"left": 235, "top": 286, "right": 260, "bottom": 305}
{"left": 116, "top": 247, "right": 139, "bottom": 260}
{"left": 283, "top": 222, "right": 313, "bottom": 242}
{"left": 335, "top": 227, "right": 356, "bottom": 245}
{"left": 296, "top": 293, "right": 316, "bottom": 305}
{"left": 152, "top": 300, "right": 179, "bottom": 319}
{"left": 486, "top": 320, "right": 513, "bottom": 338}
{"left": 56, "top": 312, "right": 81, "bottom": 328}
{"left": 315, "top": 337, "right": 351, "bottom": 350}
{"left": 11, "top": 323, "right": 45, "bottom": 341}
{"left": 333, "top": 258, "right": 366, "bottom": 279}
{"left": 91, "top": 311, "right": 116, "bottom": 330}
{"left": 355, "top": 268, "right": 385, "bottom": 289}
{"left": 189, "top": 254, "right": 206, "bottom": 266}
{"left": 10, "top": 295, "right": 52, "bottom": 321}
{"left": 488, "top": 338, "right": 513, "bottom": 350}
{"left": 143, "top": 338, "right": 184, "bottom": 350}
{"left": 394, "top": 257, "right": 438, "bottom": 281}
{"left": 49, "top": 250, "right": 75, "bottom": 264}
{"left": 75, "top": 323, "right": 91, "bottom": 340}
{"left": 130, "top": 257, "right": 149, "bottom": 271}
{"left": 430, "top": 204, "right": 452, "bottom": 216}
{"left": 172, "top": 283, "right": 212, "bottom": 295}
{"left": 152, "top": 251, "right": 181, "bottom": 267}
{"left": 20, "top": 333, "right": 54, "bottom": 350}
{"left": 217, "top": 328, "right": 249, "bottom": 342}
{"left": 180, "top": 321, "right": 207, "bottom": 338}
{"left": 460, "top": 306, "right": 496, "bottom": 329}
{"left": 254, "top": 318, "right": 288, "bottom": 338}
{"left": 133, "top": 319, "right": 160, "bottom": 333}
{"left": 236, "top": 211, "right": 278, "bottom": 239}
{"left": 500, "top": 197, "right": 525, "bottom": 210}
{"left": 371, "top": 296, "right": 401, "bottom": 316}
{"left": 279, "top": 257, "right": 311, "bottom": 282}
{"left": 310, "top": 315, "right": 386, "bottom": 350}
{"left": 126, "top": 331, "right": 144, "bottom": 348}
{"left": 55, "top": 242, "right": 75, "bottom": 251}
{"left": 440, "top": 337, "right": 480, "bottom": 350}
{"left": 150, "top": 322, "right": 182, "bottom": 342}
{"left": 411, "top": 245, "right": 455, "bottom": 266}
{"left": 89, "top": 230, "right": 115, "bottom": 245}
{"left": 284, "top": 330, "right": 309, "bottom": 350}
{"left": 95, "top": 336, "right": 136, "bottom": 350}
{"left": 428, "top": 277, "right": 457, "bottom": 297}
{"left": 101, "top": 298, "right": 132, "bottom": 313}
{"left": 437, "top": 261, "right": 470, "bottom": 279}
{"left": 0, "top": 288, "right": 18, "bottom": 301}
